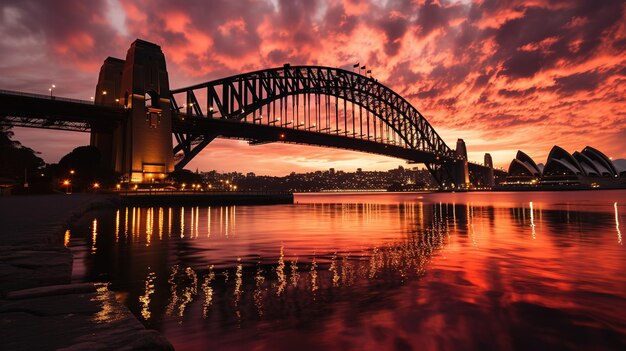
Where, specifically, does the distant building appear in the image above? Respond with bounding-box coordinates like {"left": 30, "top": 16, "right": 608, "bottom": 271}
{"left": 504, "top": 146, "right": 625, "bottom": 189}
{"left": 507, "top": 150, "right": 542, "bottom": 185}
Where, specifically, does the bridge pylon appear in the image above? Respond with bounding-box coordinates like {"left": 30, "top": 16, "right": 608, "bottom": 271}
{"left": 453, "top": 139, "right": 470, "bottom": 188}
{"left": 91, "top": 39, "right": 174, "bottom": 183}
{"left": 484, "top": 153, "right": 495, "bottom": 187}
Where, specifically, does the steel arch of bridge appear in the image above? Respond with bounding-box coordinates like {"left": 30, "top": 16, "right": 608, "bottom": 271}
{"left": 170, "top": 65, "right": 459, "bottom": 184}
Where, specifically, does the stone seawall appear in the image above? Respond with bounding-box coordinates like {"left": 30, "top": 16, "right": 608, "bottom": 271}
{"left": 120, "top": 191, "right": 294, "bottom": 206}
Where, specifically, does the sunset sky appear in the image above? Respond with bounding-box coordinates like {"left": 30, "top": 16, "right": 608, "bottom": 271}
{"left": 0, "top": 0, "right": 624, "bottom": 175}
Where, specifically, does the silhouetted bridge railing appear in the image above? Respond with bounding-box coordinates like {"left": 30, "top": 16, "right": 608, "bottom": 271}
{"left": 0, "top": 89, "right": 124, "bottom": 132}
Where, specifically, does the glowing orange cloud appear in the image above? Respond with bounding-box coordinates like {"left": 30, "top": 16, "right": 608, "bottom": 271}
{"left": 0, "top": 0, "right": 624, "bottom": 175}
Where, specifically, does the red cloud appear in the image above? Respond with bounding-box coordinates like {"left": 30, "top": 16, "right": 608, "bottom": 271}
{"left": 0, "top": 0, "right": 624, "bottom": 174}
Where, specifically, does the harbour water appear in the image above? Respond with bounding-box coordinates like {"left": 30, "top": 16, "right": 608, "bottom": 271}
{"left": 67, "top": 191, "right": 626, "bottom": 350}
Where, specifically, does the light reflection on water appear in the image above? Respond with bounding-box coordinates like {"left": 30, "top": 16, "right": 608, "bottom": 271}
{"left": 69, "top": 191, "right": 626, "bottom": 350}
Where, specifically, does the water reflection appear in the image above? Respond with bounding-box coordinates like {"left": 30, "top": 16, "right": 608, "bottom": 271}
{"left": 165, "top": 265, "right": 198, "bottom": 319}
{"left": 275, "top": 245, "right": 286, "bottom": 296}
{"left": 64, "top": 229, "right": 71, "bottom": 248}
{"left": 139, "top": 270, "right": 156, "bottom": 320}
{"left": 115, "top": 209, "right": 119, "bottom": 243}
{"left": 234, "top": 258, "right": 243, "bottom": 306}
{"left": 90, "top": 219, "right": 97, "bottom": 254}
{"left": 253, "top": 264, "right": 266, "bottom": 317}
{"left": 69, "top": 191, "right": 626, "bottom": 351}
{"left": 201, "top": 265, "right": 215, "bottom": 318}
{"left": 530, "top": 201, "right": 536, "bottom": 239}
{"left": 616, "top": 202, "right": 622, "bottom": 245}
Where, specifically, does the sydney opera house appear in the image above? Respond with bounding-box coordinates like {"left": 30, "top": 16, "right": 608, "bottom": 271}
{"left": 505, "top": 146, "right": 626, "bottom": 189}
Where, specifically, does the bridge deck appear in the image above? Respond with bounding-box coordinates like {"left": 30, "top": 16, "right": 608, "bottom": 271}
{"left": 0, "top": 89, "right": 502, "bottom": 177}
{"left": 0, "top": 90, "right": 125, "bottom": 132}
{"left": 173, "top": 116, "right": 439, "bottom": 164}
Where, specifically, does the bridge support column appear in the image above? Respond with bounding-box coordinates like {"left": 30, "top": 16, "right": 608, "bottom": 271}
{"left": 453, "top": 139, "right": 470, "bottom": 188}
{"left": 484, "top": 153, "right": 495, "bottom": 187}
{"left": 92, "top": 39, "right": 174, "bottom": 183}
{"left": 426, "top": 159, "right": 468, "bottom": 189}
{"left": 91, "top": 57, "right": 124, "bottom": 171}
{"left": 453, "top": 159, "right": 470, "bottom": 188}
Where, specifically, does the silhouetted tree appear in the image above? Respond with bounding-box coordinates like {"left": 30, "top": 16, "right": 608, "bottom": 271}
{"left": 167, "top": 169, "right": 203, "bottom": 185}
{"left": 0, "top": 126, "right": 44, "bottom": 179}
{"left": 54, "top": 146, "right": 118, "bottom": 190}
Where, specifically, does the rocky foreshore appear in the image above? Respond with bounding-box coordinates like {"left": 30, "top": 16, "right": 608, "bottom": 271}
{"left": 0, "top": 194, "right": 173, "bottom": 350}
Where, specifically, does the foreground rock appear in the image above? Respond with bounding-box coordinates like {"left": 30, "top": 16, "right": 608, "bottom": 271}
{"left": 0, "top": 283, "right": 172, "bottom": 351}
{"left": 0, "top": 194, "right": 174, "bottom": 350}
{"left": 0, "top": 194, "right": 117, "bottom": 294}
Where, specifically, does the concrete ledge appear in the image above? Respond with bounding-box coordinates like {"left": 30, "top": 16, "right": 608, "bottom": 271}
{"left": 5, "top": 282, "right": 96, "bottom": 300}
{"left": 0, "top": 195, "right": 173, "bottom": 350}
{"left": 0, "top": 284, "right": 173, "bottom": 350}
{"left": 120, "top": 191, "right": 294, "bottom": 206}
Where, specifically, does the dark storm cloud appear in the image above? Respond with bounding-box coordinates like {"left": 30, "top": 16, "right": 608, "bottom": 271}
{"left": 553, "top": 70, "right": 604, "bottom": 94}
{"left": 377, "top": 15, "right": 409, "bottom": 56}
{"left": 500, "top": 50, "right": 546, "bottom": 78}
{"left": 492, "top": 0, "right": 624, "bottom": 79}
{"left": 498, "top": 87, "right": 537, "bottom": 98}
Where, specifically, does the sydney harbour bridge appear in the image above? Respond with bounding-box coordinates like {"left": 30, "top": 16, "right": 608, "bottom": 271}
{"left": 0, "top": 39, "right": 502, "bottom": 188}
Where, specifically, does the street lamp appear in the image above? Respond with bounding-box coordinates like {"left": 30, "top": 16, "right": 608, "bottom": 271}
{"left": 49, "top": 84, "right": 55, "bottom": 97}
{"left": 63, "top": 180, "right": 71, "bottom": 194}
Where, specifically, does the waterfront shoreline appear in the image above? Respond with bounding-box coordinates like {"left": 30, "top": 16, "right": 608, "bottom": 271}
{"left": 119, "top": 191, "right": 294, "bottom": 206}
{"left": 0, "top": 194, "right": 173, "bottom": 350}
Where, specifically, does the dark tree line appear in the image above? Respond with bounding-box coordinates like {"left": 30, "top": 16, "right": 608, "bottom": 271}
{"left": 1, "top": 127, "right": 118, "bottom": 192}
{"left": 0, "top": 126, "right": 44, "bottom": 179}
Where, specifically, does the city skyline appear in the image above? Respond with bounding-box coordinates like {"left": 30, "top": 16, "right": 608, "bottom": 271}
{"left": 1, "top": 0, "right": 624, "bottom": 176}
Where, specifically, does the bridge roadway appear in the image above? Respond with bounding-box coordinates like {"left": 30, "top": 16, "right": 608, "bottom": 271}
{"left": 174, "top": 115, "right": 439, "bottom": 164}
{"left": 0, "top": 89, "right": 504, "bottom": 183}
{"left": 0, "top": 89, "right": 124, "bottom": 132}
{"left": 0, "top": 89, "right": 439, "bottom": 164}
